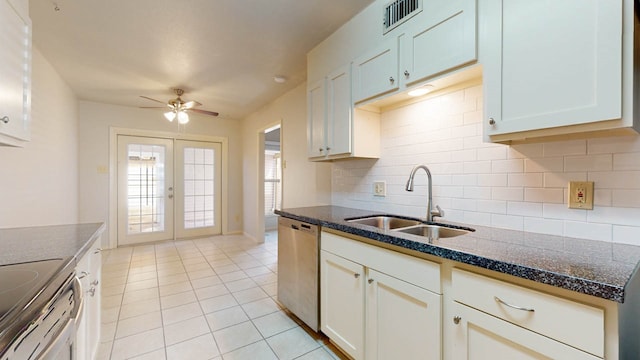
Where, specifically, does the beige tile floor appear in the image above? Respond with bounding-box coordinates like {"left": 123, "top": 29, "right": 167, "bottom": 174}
{"left": 96, "top": 231, "right": 347, "bottom": 360}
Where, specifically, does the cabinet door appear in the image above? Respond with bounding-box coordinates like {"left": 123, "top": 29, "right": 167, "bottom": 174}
{"left": 0, "top": 0, "right": 31, "bottom": 145}
{"left": 327, "top": 65, "right": 352, "bottom": 157}
{"left": 483, "top": 0, "right": 622, "bottom": 138}
{"left": 307, "top": 79, "right": 326, "bottom": 158}
{"left": 352, "top": 37, "right": 399, "bottom": 103}
{"left": 320, "top": 250, "right": 365, "bottom": 360}
{"left": 86, "top": 244, "right": 102, "bottom": 360}
{"left": 401, "top": 0, "right": 476, "bottom": 86}
{"left": 366, "top": 269, "right": 441, "bottom": 360}
{"left": 451, "top": 302, "right": 600, "bottom": 360}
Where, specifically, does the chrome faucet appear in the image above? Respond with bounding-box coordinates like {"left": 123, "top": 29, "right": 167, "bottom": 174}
{"left": 405, "top": 164, "right": 444, "bottom": 222}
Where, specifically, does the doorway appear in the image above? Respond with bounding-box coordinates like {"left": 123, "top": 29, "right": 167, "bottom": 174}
{"left": 264, "top": 126, "right": 282, "bottom": 232}
{"left": 116, "top": 135, "right": 222, "bottom": 246}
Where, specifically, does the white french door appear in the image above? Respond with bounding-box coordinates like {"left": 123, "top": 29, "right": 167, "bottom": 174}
{"left": 117, "top": 135, "right": 222, "bottom": 246}
{"left": 174, "top": 140, "right": 222, "bottom": 239}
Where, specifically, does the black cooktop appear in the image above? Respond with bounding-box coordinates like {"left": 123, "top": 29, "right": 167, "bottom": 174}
{"left": 0, "top": 259, "right": 68, "bottom": 322}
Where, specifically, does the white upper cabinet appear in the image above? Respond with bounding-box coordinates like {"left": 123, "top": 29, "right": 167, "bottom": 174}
{"left": 352, "top": 37, "right": 400, "bottom": 104}
{"left": 0, "top": 0, "right": 31, "bottom": 146}
{"left": 307, "top": 79, "right": 326, "bottom": 158}
{"left": 482, "top": 0, "right": 636, "bottom": 142}
{"left": 308, "top": 64, "right": 380, "bottom": 161}
{"left": 401, "top": 0, "right": 477, "bottom": 87}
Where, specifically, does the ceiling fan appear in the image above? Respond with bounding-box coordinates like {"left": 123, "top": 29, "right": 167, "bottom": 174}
{"left": 140, "top": 88, "right": 219, "bottom": 124}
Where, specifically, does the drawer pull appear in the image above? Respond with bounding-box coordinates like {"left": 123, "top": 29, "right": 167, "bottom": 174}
{"left": 368, "top": 278, "right": 374, "bottom": 284}
{"left": 494, "top": 296, "right": 535, "bottom": 312}
{"left": 78, "top": 271, "right": 90, "bottom": 279}
{"left": 354, "top": 273, "right": 360, "bottom": 279}
{"left": 453, "top": 316, "right": 461, "bottom": 325}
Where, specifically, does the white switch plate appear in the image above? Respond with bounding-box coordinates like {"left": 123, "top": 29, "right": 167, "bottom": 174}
{"left": 373, "top": 181, "right": 386, "bottom": 197}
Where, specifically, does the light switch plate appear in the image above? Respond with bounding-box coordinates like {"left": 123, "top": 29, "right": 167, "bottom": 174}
{"left": 568, "top": 181, "right": 594, "bottom": 210}
{"left": 373, "top": 181, "right": 386, "bottom": 197}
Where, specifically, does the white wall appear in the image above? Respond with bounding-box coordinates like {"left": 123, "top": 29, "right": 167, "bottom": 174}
{"left": 332, "top": 84, "right": 640, "bottom": 245}
{"left": 78, "top": 101, "right": 244, "bottom": 246}
{"left": 0, "top": 48, "right": 79, "bottom": 228}
{"left": 242, "top": 82, "right": 331, "bottom": 241}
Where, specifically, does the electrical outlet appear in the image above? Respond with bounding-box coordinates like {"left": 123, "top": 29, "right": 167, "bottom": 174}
{"left": 373, "top": 181, "right": 386, "bottom": 197}
{"left": 568, "top": 181, "right": 594, "bottom": 210}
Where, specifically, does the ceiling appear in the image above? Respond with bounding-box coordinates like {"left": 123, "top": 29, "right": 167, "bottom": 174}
{"left": 29, "top": 0, "right": 374, "bottom": 120}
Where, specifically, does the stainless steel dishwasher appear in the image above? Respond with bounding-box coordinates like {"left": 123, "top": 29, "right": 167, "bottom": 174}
{"left": 277, "top": 216, "right": 319, "bottom": 331}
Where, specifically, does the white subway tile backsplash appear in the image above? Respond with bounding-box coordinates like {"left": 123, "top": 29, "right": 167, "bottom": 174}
{"left": 613, "top": 153, "right": 640, "bottom": 171}
{"left": 492, "top": 159, "right": 524, "bottom": 173}
{"left": 477, "top": 174, "right": 508, "bottom": 187}
{"left": 612, "top": 190, "right": 640, "bottom": 208}
{"left": 491, "top": 214, "right": 524, "bottom": 231}
{"left": 492, "top": 187, "right": 524, "bottom": 201}
{"left": 542, "top": 204, "right": 587, "bottom": 222}
{"left": 543, "top": 140, "right": 586, "bottom": 157}
{"left": 331, "top": 86, "right": 640, "bottom": 244}
{"left": 524, "top": 218, "right": 564, "bottom": 236}
{"left": 524, "top": 188, "right": 564, "bottom": 204}
{"left": 524, "top": 157, "right": 564, "bottom": 173}
{"left": 564, "top": 154, "right": 612, "bottom": 172}
{"left": 612, "top": 225, "right": 640, "bottom": 246}
{"left": 589, "top": 171, "right": 640, "bottom": 189}
{"left": 507, "top": 201, "right": 543, "bottom": 217}
{"left": 476, "top": 200, "right": 507, "bottom": 214}
{"left": 544, "top": 172, "right": 587, "bottom": 188}
{"left": 508, "top": 173, "right": 543, "bottom": 187}
{"left": 564, "top": 221, "right": 612, "bottom": 242}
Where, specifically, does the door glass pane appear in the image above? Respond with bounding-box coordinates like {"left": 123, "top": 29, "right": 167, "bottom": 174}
{"left": 184, "top": 147, "right": 215, "bottom": 229}
{"left": 126, "top": 144, "right": 166, "bottom": 234}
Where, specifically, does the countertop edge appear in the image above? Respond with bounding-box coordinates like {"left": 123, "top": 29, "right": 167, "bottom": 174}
{"left": 276, "top": 208, "right": 628, "bottom": 303}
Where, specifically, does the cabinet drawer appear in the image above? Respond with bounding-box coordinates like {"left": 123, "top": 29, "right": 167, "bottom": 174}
{"left": 451, "top": 269, "right": 604, "bottom": 357}
{"left": 322, "top": 231, "right": 440, "bottom": 293}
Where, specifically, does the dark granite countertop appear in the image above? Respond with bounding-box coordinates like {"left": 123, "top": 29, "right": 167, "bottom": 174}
{"left": 275, "top": 206, "right": 640, "bottom": 303}
{"left": 0, "top": 222, "right": 106, "bottom": 266}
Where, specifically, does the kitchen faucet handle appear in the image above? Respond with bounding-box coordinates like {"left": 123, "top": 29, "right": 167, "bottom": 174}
{"left": 430, "top": 205, "right": 444, "bottom": 219}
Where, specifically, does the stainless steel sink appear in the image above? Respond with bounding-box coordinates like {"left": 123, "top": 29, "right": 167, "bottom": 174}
{"left": 346, "top": 216, "right": 422, "bottom": 230}
{"left": 346, "top": 215, "right": 473, "bottom": 240}
{"left": 394, "top": 224, "right": 472, "bottom": 239}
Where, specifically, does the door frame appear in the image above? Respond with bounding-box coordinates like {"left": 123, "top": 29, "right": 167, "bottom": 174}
{"left": 256, "top": 122, "right": 282, "bottom": 244}
{"left": 108, "top": 127, "right": 229, "bottom": 249}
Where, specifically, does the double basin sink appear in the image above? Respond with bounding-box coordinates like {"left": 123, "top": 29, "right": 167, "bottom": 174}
{"left": 345, "top": 215, "right": 474, "bottom": 240}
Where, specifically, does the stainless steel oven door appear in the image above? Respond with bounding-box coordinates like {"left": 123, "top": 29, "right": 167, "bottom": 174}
{"left": 36, "top": 277, "right": 83, "bottom": 360}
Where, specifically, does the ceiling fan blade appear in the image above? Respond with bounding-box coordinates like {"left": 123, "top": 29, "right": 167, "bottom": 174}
{"left": 139, "top": 95, "right": 166, "bottom": 104}
{"left": 182, "top": 100, "right": 202, "bottom": 109}
{"left": 190, "top": 108, "right": 219, "bottom": 117}
{"left": 139, "top": 106, "right": 167, "bottom": 109}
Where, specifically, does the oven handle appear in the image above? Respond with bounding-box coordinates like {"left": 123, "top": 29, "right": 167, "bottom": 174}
{"left": 72, "top": 276, "right": 84, "bottom": 324}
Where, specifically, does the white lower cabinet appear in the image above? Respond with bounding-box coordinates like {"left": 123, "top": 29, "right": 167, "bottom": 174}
{"left": 75, "top": 237, "right": 102, "bottom": 360}
{"left": 451, "top": 268, "right": 604, "bottom": 359}
{"left": 451, "top": 302, "right": 599, "bottom": 360}
{"left": 320, "top": 231, "right": 441, "bottom": 360}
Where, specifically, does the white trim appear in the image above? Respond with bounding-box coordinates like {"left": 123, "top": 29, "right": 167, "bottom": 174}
{"left": 256, "top": 122, "right": 282, "bottom": 244}
{"left": 108, "top": 127, "right": 230, "bottom": 249}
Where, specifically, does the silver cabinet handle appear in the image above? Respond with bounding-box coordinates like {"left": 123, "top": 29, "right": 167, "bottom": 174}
{"left": 94, "top": 248, "right": 102, "bottom": 254}
{"left": 168, "top": 194, "right": 174, "bottom": 199}
{"left": 91, "top": 280, "right": 99, "bottom": 286}
{"left": 326, "top": 147, "right": 331, "bottom": 151}
{"left": 389, "top": 76, "right": 395, "bottom": 84}
{"left": 494, "top": 296, "right": 535, "bottom": 312}
{"left": 368, "top": 278, "right": 374, "bottom": 284}
{"left": 453, "top": 316, "right": 461, "bottom": 324}
{"left": 319, "top": 148, "right": 324, "bottom": 152}
{"left": 0, "top": 116, "right": 8, "bottom": 124}
{"left": 489, "top": 118, "right": 496, "bottom": 126}
{"left": 354, "top": 273, "right": 360, "bottom": 278}
{"left": 78, "top": 271, "right": 90, "bottom": 279}
{"left": 404, "top": 70, "right": 410, "bottom": 78}
{"left": 88, "top": 287, "right": 96, "bottom": 297}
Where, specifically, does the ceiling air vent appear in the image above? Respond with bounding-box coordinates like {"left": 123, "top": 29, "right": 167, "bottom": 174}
{"left": 383, "top": 0, "right": 422, "bottom": 34}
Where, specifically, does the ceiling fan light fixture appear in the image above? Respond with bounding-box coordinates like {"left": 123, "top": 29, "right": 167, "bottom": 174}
{"left": 177, "top": 110, "right": 189, "bottom": 124}
{"left": 164, "top": 110, "right": 176, "bottom": 122}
